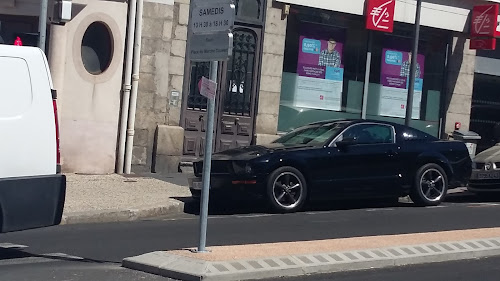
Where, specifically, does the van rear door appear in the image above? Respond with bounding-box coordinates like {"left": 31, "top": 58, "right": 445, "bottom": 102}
{"left": 0, "top": 45, "right": 65, "bottom": 233}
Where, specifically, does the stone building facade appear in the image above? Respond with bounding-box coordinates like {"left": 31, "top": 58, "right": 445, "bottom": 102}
{"left": 130, "top": 0, "right": 484, "bottom": 173}
{"left": 132, "top": 0, "right": 291, "bottom": 173}
{"left": 444, "top": 34, "right": 476, "bottom": 134}
{"left": 1, "top": 0, "right": 493, "bottom": 174}
{"left": 132, "top": 0, "right": 189, "bottom": 173}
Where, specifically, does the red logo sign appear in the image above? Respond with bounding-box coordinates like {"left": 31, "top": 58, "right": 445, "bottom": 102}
{"left": 470, "top": 37, "right": 497, "bottom": 50}
{"left": 471, "top": 4, "right": 499, "bottom": 37}
{"left": 366, "top": 0, "right": 395, "bottom": 33}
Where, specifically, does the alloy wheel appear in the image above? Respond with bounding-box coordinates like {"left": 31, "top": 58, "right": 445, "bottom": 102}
{"left": 419, "top": 168, "right": 445, "bottom": 202}
{"left": 272, "top": 172, "right": 304, "bottom": 209}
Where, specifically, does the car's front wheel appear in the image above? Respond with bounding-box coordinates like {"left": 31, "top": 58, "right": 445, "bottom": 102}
{"left": 266, "top": 166, "right": 308, "bottom": 213}
{"left": 410, "top": 163, "right": 448, "bottom": 206}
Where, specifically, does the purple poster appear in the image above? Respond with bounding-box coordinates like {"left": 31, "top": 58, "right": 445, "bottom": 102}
{"left": 293, "top": 24, "right": 345, "bottom": 111}
{"left": 379, "top": 48, "right": 425, "bottom": 119}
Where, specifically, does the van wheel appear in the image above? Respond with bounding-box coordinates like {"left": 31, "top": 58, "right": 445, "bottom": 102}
{"left": 266, "top": 167, "right": 308, "bottom": 213}
{"left": 410, "top": 163, "right": 448, "bottom": 206}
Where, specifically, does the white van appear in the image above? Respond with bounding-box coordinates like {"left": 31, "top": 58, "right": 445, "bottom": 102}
{"left": 0, "top": 45, "right": 66, "bottom": 233}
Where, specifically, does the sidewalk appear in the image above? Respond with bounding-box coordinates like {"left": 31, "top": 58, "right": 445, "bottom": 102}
{"left": 123, "top": 227, "right": 500, "bottom": 281}
{"left": 61, "top": 173, "right": 192, "bottom": 225}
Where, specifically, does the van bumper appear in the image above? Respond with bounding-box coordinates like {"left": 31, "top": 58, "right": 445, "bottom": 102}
{"left": 0, "top": 174, "right": 66, "bottom": 233}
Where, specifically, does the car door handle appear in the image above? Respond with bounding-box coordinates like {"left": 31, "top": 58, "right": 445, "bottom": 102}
{"left": 387, "top": 150, "right": 398, "bottom": 157}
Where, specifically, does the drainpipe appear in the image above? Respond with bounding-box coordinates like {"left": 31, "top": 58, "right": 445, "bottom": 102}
{"left": 117, "top": 0, "right": 138, "bottom": 174}
{"left": 124, "top": 0, "right": 144, "bottom": 174}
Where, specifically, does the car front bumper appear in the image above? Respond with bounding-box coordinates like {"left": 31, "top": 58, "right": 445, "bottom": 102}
{"left": 468, "top": 169, "right": 500, "bottom": 192}
{"left": 188, "top": 174, "right": 266, "bottom": 199}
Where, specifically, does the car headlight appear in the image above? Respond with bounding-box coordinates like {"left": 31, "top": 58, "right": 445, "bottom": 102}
{"left": 245, "top": 163, "right": 252, "bottom": 174}
{"left": 232, "top": 162, "right": 253, "bottom": 174}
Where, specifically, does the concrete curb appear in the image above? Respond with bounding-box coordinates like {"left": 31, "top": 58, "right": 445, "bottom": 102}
{"left": 122, "top": 237, "right": 500, "bottom": 281}
{"left": 60, "top": 199, "right": 187, "bottom": 225}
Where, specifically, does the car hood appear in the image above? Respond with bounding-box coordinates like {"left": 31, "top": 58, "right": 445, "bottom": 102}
{"left": 211, "top": 143, "right": 315, "bottom": 161}
{"left": 474, "top": 144, "right": 500, "bottom": 163}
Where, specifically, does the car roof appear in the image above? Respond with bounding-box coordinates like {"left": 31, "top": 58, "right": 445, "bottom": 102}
{"left": 308, "top": 119, "right": 401, "bottom": 127}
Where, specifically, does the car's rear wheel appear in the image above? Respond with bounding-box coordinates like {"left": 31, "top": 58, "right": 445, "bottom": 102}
{"left": 266, "top": 166, "right": 308, "bottom": 213}
{"left": 410, "top": 163, "right": 448, "bottom": 206}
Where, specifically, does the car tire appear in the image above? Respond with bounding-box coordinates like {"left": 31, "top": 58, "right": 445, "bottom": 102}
{"left": 266, "top": 166, "right": 308, "bottom": 213}
{"left": 410, "top": 163, "right": 448, "bottom": 206}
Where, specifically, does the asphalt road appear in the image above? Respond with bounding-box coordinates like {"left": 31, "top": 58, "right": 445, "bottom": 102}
{"left": 0, "top": 191, "right": 499, "bottom": 281}
{"left": 263, "top": 256, "right": 500, "bottom": 281}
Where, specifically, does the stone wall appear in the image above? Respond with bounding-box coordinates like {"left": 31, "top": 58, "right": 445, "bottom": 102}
{"left": 55, "top": 0, "right": 128, "bottom": 174}
{"left": 444, "top": 33, "right": 476, "bottom": 136}
{"left": 133, "top": 0, "right": 188, "bottom": 172}
{"left": 255, "top": 1, "right": 287, "bottom": 144}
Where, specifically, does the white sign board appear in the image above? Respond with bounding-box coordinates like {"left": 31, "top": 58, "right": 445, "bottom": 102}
{"left": 200, "top": 76, "right": 217, "bottom": 99}
{"left": 190, "top": 32, "right": 233, "bottom": 61}
{"left": 191, "top": 2, "right": 235, "bottom": 34}
{"left": 378, "top": 87, "right": 421, "bottom": 119}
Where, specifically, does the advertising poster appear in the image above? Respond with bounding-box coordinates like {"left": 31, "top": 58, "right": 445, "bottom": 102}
{"left": 379, "top": 48, "right": 425, "bottom": 119}
{"left": 294, "top": 24, "right": 345, "bottom": 111}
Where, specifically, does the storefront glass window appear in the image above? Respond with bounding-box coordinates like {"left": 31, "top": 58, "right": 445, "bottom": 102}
{"left": 278, "top": 9, "right": 368, "bottom": 132}
{"left": 365, "top": 25, "right": 449, "bottom": 136}
{"left": 277, "top": 7, "right": 449, "bottom": 137}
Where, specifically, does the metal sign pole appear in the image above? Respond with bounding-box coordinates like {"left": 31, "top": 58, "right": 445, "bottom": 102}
{"left": 361, "top": 31, "right": 373, "bottom": 120}
{"left": 405, "top": 0, "right": 422, "bottom": 126}
{"left": 189, "top": 0, "right": 234, "bottom": 253}
{"left": 38, "top": 0, "right": 48, "bottom": 52}
{"left": 197, "top": 61, "right": 218, "bottom": 253}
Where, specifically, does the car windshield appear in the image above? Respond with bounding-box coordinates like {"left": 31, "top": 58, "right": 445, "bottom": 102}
{"left": 274, "top": 122, "right": 348, "bottom": 146}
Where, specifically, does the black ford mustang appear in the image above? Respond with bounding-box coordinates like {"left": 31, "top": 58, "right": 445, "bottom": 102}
{"left": 189, "top": 120, "right": 472, "bottom": 212}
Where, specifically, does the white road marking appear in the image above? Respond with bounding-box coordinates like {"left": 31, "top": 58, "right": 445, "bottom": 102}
{"left": 0, "top": 253, "right": 85, "bottom": 267}
{"left": 161, "top": 217, "right": 196, "bottom": 221}
{"left": 234, "top": 214, "right": 275, "bottom": 218}
{"left": 161, "top": 213, "right": 276, "bottom": 221}
{"left": 467, "top": 203, "right": 500, "bottom": 207}
{"left": 305, "top": 211, "right": 338, "bottom": 215}
{"left": 366, "top": 208, "right": 395, "bottom": 212}
{"left": 0, "top": 243, "right": 28, "bottom": 249}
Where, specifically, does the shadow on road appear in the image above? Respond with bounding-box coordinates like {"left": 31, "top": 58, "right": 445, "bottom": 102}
{"left": 175, "top": 189, "right": 500, "bottom": 216}
{"left": 445, "top": 191, "right": 500, "bottom": 204}
{"left": 0, "top": 248, "right": 120, "bottom": 264}
{"left": 177, "top": 196, "right": 411, "bottom": 216}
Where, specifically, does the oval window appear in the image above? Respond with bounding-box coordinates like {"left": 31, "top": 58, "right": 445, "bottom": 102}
{"left": 81, "top": 22, "right": 113, "bottom": 75}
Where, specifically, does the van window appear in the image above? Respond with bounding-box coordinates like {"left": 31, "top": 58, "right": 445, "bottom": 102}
{"left": 0, "top": 57, "right": 32, "bottom": 118}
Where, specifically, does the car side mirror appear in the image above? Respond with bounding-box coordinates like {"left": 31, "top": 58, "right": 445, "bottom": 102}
{"left": 336, "top": 137, "right": 356, "bottom": 149}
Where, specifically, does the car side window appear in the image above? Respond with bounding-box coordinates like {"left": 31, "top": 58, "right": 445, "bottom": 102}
{"left": 338, "top": 124, "right": 394, "bottom": 145}
{"left": 402, "top": 128, "right": 435, "bottom": 142}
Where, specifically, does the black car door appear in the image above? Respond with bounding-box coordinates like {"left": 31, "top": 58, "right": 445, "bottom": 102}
{"left": 323, "top": 123, "right": 401, "bottom": 198}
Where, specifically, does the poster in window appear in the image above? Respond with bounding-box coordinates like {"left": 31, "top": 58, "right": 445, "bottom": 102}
{"left": 379, "top": 48, "right": 425, "bottom": 119}
{"left": 294, "top": 24, "right": 345, "bottom": 111}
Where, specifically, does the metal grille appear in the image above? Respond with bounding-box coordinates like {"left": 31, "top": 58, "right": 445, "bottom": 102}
{"left": 187, "top": 62, "right": 210, "bottom": 110}
{"left": 224, "top": 29, "right": 257, "bottom": 116}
